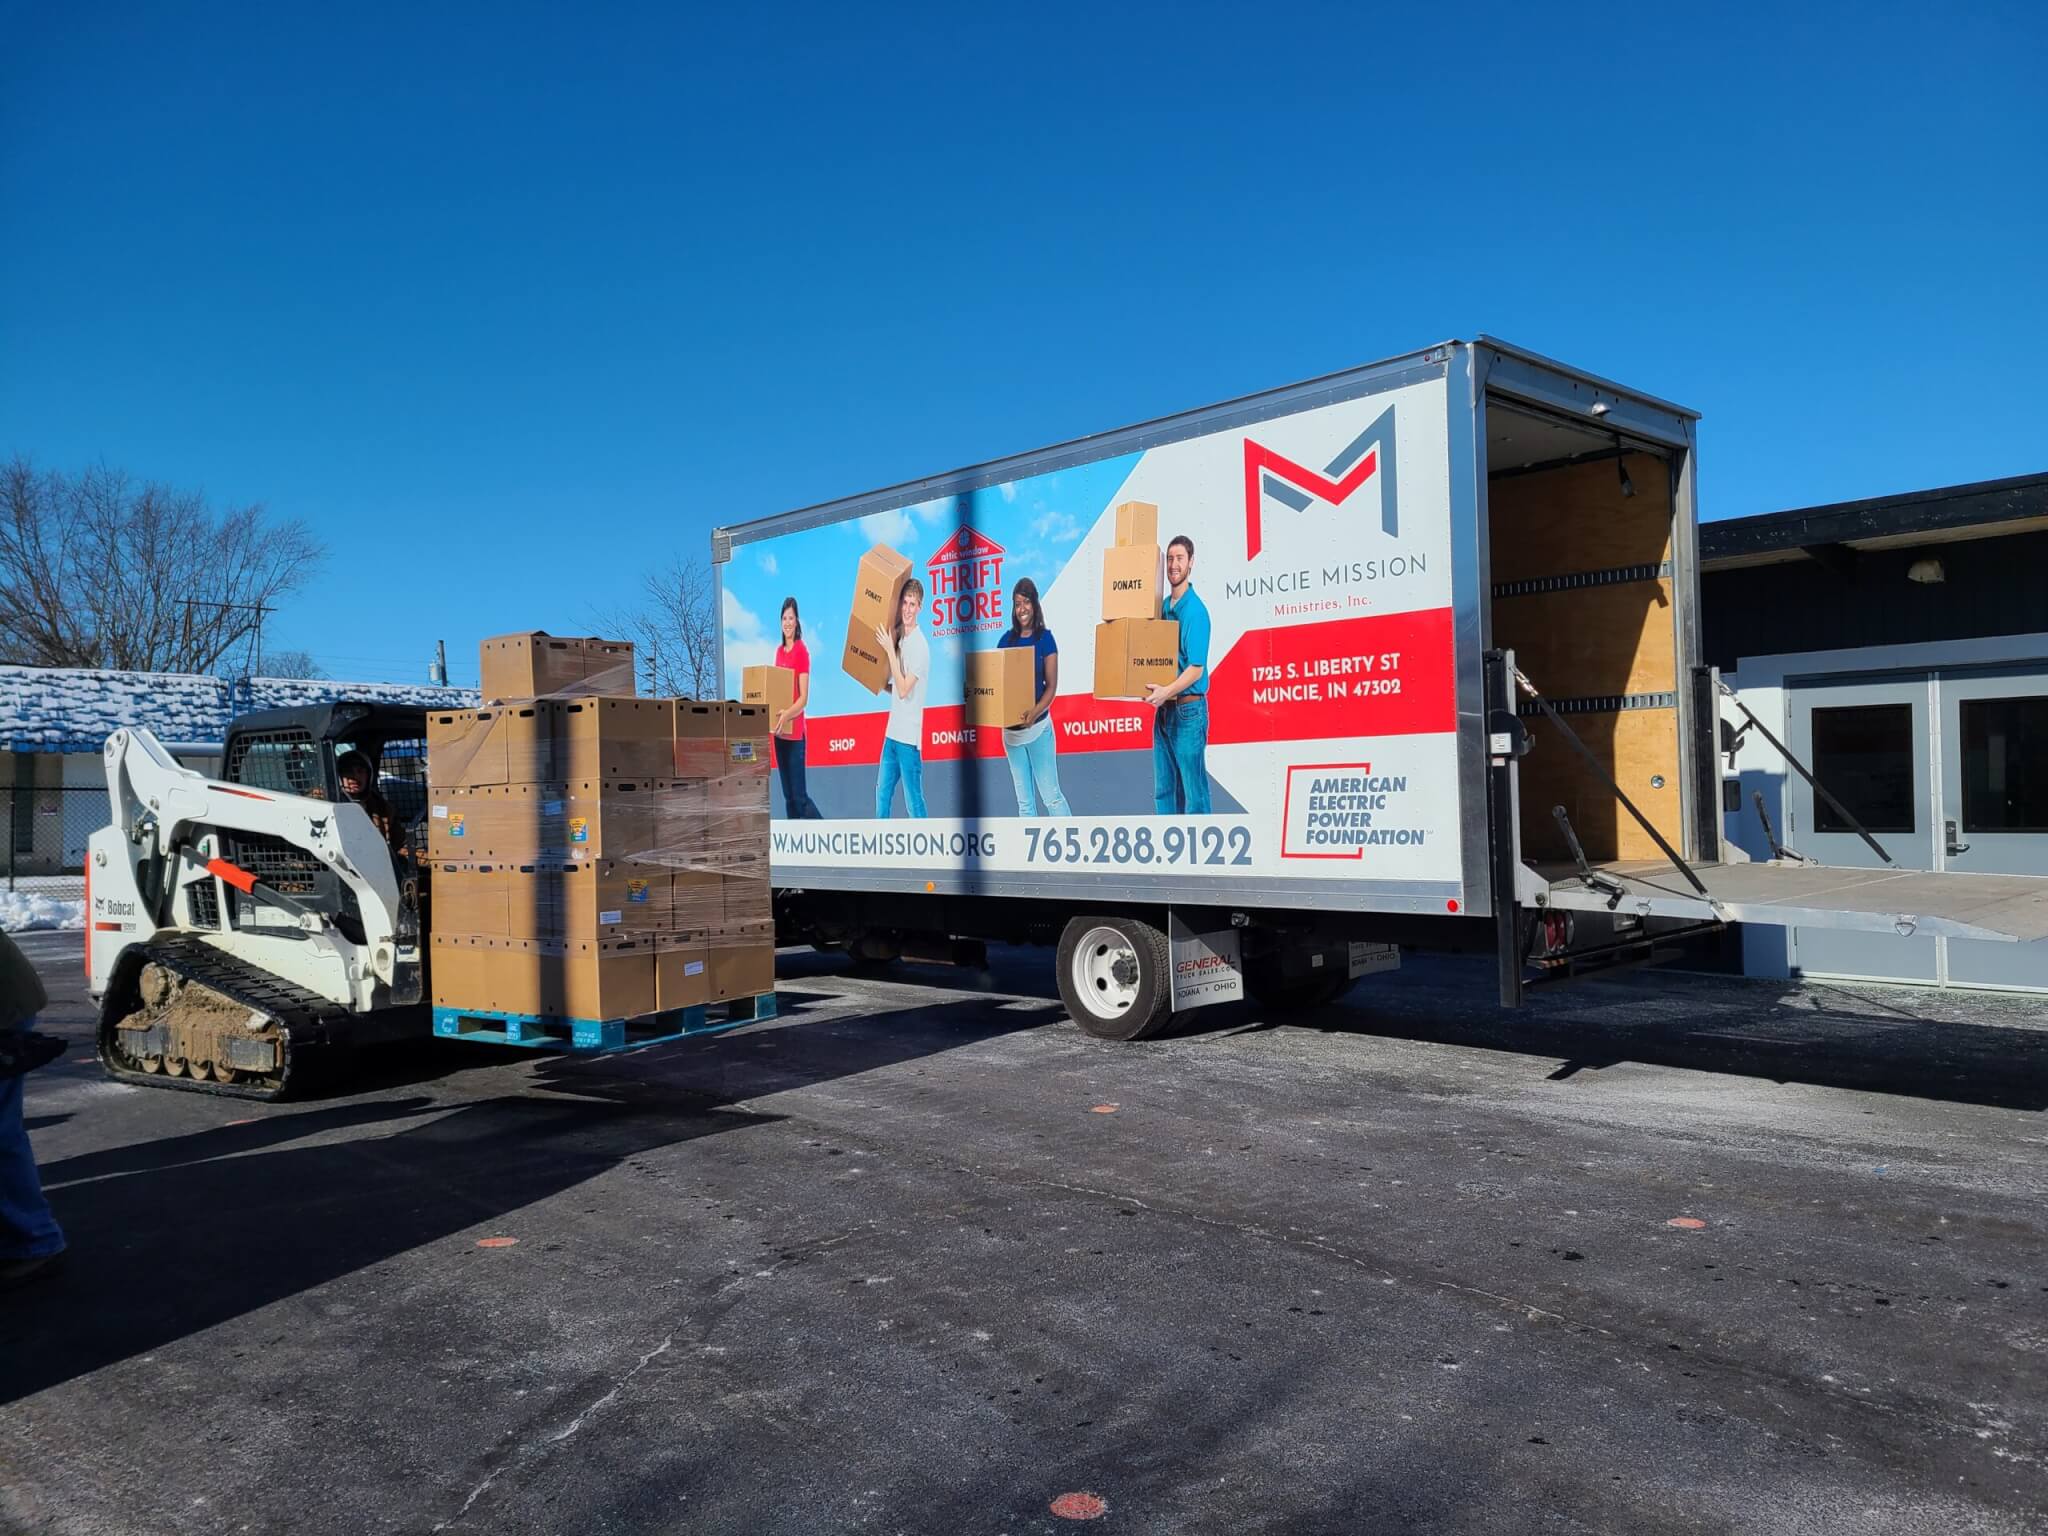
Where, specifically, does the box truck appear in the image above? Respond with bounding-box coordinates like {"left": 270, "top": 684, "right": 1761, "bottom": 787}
{"left": 714, "top": 338, "right": 2048, "bottom": 1038}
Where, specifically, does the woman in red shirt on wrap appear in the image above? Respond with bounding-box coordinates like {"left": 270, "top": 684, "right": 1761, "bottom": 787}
{"left": 773, "top": 598, "right": 823, "bottom": 818}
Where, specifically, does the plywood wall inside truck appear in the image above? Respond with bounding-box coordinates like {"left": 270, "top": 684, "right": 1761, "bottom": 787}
{"left": 1487, "top": 454, "right": 1673, "bottom": 584}
{"left": 1517, "top": 707, "right": 1683, "bottom": 863}
{"left": 1485, "top": 449, "right": 1682, "bottom": 864}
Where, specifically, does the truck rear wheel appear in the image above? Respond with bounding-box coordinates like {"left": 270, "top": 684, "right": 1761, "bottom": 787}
{"left": 1056, "top": 916, "right": 1173, "bottom": 1041}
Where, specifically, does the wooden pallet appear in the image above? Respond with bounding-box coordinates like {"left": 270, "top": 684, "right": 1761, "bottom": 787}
{"left": 432, "top": 991, "right": 777, "bottom": 1054}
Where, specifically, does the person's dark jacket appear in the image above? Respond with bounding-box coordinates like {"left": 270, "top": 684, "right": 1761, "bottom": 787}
{"left": 0, "top": 930, "right": 62, "bottom": 1080}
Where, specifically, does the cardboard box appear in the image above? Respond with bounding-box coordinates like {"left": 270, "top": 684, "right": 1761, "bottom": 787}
{"left": 432, "top": 863, "right": 510, "bottom": 938}
{"left": 429, "top": 934, "right": 494, "bottom": 1010}
{"left": 741, "top": 665, "right": 797, "bottom": 723}
{"left": 1101, "top": 543, "right": 1164, "bottom": 621}
{"left": 849, "top": 543, "right": 914, "bottom": 632}
{"left": 842, "top": 613, "right": 892, "bottom": 694}
{"left": 655, "top": 935, "right": 710, "bottom": 1012}
{"left": 427, "top": 704, "right": 554, "bottom": 788}
{"left": 428, "top": 783, "right": 567, "bottom": 860}
{"left": 722, "top": 871, "right": 772, "bottom": 929}
{"left": 673, "top": 701, "right": 727, "bottom": 780}
{"left": 965, "top": 647, "right": 1035, "bottom": 729}
{"left": 487, "top": 936, "right": 554, "bottom": 1016}
{"left": 479, "top": 632, "right": 588, "bottom": 703}
{"left": 671, "top": 869, "right": 724, "bottom": 933}
{"left": 492, "top": 859, "right": 668, "bottom": 940}
{"left": 479, "top": 632, "right": 637, "bottom": 701}
{"left": 551, "top": 698, "right": 672, "bottom": 782}
{"left": 1113, "top": 500, "right": 1158, "bottom": 547}
{"left": 558, "top": 937, "right": 658, "bottom": 1023}
{"left": 561, "top": 780, "right": 666, "bottom": 861}
{"left": 707, "top": 932, "right": 776, "bottom": 1003}
{"left": 581, "top": 639, "right": 637, "bottom": 695}
{"left": 1093, "top": 619, "right": 1181, "bottom": 700}
{"left": 724, "top": 702, "right": 771, "bottom": 772}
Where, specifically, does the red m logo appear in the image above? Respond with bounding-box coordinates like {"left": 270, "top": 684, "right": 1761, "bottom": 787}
{"left": 1242, "top": 405, "right": 1397, "bottom": 559}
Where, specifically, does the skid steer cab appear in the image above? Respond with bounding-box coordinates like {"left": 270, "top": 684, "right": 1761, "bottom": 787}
{"left": 86, "top": 701, "right": 435, "bottom": 1099}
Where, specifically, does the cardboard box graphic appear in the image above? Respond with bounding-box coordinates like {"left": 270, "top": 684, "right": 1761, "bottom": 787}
{"left": 849, "top": 543, "right": 914, "bottom": 632}
{"left": 1100, "top": 543, "right": 1164, "bottom": 621}
{"left": 479, "top": 632, "right": 638, "bottom": 702}
{"left": 551, "top": 698, "right": 672, "bottom": 782}
{"left": 741, "top": 665, "right": 797, "bottom": 723}
{"left": 841, "top": 613, "right": 893, "bottom": 694}
{"left": 427, "top": 704, "right": 554, "bottom": 789}
{"left": 1113, "top": 500, "right": 1158, "bottom": 547}
{"left": 965, "top": 647, "right": 1035, "bottom": 728}
{"left": 1093, "top": 619, "right": 1181, "bottom": 700}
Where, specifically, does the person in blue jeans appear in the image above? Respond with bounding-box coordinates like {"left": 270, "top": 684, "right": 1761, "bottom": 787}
{"left": 997, "top": 578, "right": 1072, "bottom": 816}
{"left": 1148, "top": 533, "right": 1212, "bottom": 814}
{"left": 1, "top": 930, "right": 66, "bottom": 1291}
{"left": 874, "top": 578, "right": 930, "bottom": 818}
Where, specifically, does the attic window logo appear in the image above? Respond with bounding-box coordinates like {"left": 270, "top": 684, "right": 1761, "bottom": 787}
{"left": 926, "top": 526, "right": 1007, "bottom": 636}
{"left": 1243, "top": 404, "right": 1398, "bottom": 560}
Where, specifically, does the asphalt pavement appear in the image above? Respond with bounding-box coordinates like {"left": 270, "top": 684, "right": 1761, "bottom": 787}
{"left": 3, "top": 929, "right": 2045, "bottom": 1535}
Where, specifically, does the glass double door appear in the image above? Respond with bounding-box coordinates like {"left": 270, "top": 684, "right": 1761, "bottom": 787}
{"left": 1786, "top": 666, "right": 2048, "bottom": 989}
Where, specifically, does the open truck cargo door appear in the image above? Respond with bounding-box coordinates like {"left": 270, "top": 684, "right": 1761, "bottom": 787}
{"left": 1524, "top": 858, "right": 2048, "bottom": 945}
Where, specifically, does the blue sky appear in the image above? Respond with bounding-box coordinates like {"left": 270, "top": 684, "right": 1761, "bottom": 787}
{"left": 4, "top": 4, "right": 2042, "bottom": 687}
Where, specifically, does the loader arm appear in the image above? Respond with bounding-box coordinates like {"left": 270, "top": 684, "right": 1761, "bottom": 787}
{"left": 89, "top": 725, "right": 412, "bottom": 1012}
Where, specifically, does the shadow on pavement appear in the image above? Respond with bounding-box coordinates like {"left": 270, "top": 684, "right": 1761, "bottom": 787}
{"left": 2, "top": 988, "right": 1053, "bottom": 1405}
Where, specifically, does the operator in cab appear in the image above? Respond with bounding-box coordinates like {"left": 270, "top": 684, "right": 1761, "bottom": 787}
{"left": 336, "top": 751, "right": 403, "bottom": 857}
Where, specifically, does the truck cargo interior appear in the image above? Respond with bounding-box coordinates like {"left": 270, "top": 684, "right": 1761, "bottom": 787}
{"left": 1482, "top": 398, "right": 1683, "bottom": 870}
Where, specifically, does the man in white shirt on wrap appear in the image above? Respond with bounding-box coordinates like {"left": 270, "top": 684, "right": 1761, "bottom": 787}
{"left": 874, "top": 577, "right": 930, "bottom": 818}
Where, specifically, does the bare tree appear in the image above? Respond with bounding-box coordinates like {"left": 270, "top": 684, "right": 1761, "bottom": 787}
{"left": 262, "top": 649, "right": 326, "bottom": 679}
{"left": 594, "top": 554, "right": 720, "bottom": 700}
{"left": 0, "top": 456, "right": 325, "bottom": 673}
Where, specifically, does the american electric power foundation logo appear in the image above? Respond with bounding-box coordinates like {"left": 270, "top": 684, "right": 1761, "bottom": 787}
{"left": 1243, "top": 403, "right": 1398, "bottom": 559}
{"left": 925, "top": 525, "right": 1007, "bottom": 637}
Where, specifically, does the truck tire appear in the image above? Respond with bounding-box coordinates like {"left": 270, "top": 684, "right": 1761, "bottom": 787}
{"left": 1056, "top": 916, "right": 1173, "bottom": 1041}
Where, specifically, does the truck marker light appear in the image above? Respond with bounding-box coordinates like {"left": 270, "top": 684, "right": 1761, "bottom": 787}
{"left": 1446, "top": 898, "right": 1459, "bottom": 913}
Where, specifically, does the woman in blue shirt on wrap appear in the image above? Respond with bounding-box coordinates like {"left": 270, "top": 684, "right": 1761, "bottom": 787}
{"left": 997, "top": 578, "right": 1072, "bottom": 816}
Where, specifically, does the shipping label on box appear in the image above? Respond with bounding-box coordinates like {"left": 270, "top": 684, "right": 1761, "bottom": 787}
{"left": 552, "top": 698, "right": 672, "bottom": 782}
{"left": 1093, "top": 619, "right": 1181, "bottom": 700}
{"left": 1113, "top": 500, "right": 1159, "bottom": 547}
{"left": 1100, "top": 543, "right": 1164, "bottom": 621}
{"left": 848, "top": 543, "right": 914, "bottom": 632}
{"left": 479, "top": 632, "right": 587, "bottom": 703}
{"left": 841, "top": 613, "right": 892, "bottom": 694}
{"left": 741, "top": 665, "right": 797, "bottom": 723}
{"left": 964, "top": 647, "right": 1035, "bottom": 729}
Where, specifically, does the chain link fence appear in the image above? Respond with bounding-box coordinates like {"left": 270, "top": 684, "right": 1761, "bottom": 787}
{"left": 4, "top": 784, "right": 106, "bottom": 900}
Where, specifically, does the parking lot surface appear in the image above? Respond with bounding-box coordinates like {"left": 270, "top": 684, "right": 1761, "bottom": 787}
{"left": 3, "top": 931, "right": 2045, "bottom": 1535}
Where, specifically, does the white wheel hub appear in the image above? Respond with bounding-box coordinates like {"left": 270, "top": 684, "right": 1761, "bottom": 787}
{"left": 1072, "top": 925, "right": 1141, "bottom": 1019}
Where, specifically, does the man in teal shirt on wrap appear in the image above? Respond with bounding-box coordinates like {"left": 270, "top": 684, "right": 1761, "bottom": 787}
{"left": 1146, "top": 534, "right": 1211, "bottom": 814}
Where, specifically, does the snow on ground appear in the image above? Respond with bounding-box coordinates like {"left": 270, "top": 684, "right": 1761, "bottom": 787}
{"left": 0, "top": 890, "right": 85, "bottom": 932}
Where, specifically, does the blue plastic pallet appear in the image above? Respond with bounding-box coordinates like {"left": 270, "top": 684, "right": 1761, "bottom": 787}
{"left": 433, "top": 991, "right": 777, "bottom": 1054}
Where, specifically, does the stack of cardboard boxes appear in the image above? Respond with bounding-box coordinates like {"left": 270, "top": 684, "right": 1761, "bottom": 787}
{"left": 428, "top": 633, "right": 775, "bottom": 1027}
{"left": 1094, "top": 501, "right": 1181, "bottom": 699}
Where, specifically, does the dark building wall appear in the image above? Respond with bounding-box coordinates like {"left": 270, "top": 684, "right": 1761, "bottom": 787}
{"left": 1702, "top": 529, "right": 2048, "bottom": 672}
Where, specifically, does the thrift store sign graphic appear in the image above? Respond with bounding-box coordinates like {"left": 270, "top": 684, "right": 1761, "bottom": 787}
{"left": 925, "top": 527, "right": 1007, "bottom": 637}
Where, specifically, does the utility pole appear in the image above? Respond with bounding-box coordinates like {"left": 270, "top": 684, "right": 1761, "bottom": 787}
{"left": 179, "top": 598, "right": 273, "bottom": 676}
{"left": 645, "top": 641, "right": 658, "bottom": 696}
{"left": 431, "top": 640, "right": 448, "bottom": 686}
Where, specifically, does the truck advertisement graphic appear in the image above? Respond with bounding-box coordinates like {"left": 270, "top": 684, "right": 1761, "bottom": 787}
{"left": 719, "top": 372, "right": 1462, "bottom": 898}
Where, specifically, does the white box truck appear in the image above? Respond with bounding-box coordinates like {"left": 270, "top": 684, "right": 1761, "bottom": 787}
{"left": 714, "top": 338, "right": 2048, "bottom": 1037}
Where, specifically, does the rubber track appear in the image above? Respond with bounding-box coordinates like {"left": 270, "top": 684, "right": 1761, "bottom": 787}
{"left": 98, "top": 937, "right": 352, "bottom": 1102}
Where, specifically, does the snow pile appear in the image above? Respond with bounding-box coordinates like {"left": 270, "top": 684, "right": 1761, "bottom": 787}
{"left": 0, "top": 891, "right": 86, "bottom": 932}
{"left": 0, "top": 665, "right": 478, "bottom": 754}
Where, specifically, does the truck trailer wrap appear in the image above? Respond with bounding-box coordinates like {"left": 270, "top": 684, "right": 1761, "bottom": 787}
{"left": 716, "top": 338, "right": 2048, "bottom": 1037}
